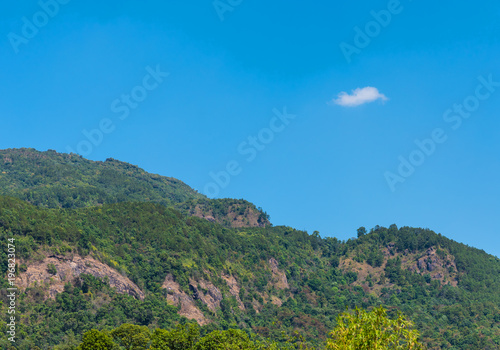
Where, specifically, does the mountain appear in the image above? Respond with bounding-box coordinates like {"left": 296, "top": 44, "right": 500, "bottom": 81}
{"left": 0, "top": 149, "right": 498, "bottom": 349}
{"left": 0, "top": 148, "right": 270, "bottom": 228}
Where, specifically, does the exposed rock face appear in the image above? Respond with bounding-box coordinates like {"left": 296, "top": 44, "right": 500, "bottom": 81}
{"left": 221, "top": 273, "right": 245, "bottom": 310}
{"left": 252, "top": 298, "right": 262, "bottom": 313}
{"left": 191, "top": 202, "right": 269, "bottom": 228}
{"left": 18, "top": 255, "right": 144, "bottom": 300}
{"left": 339, "top": 244, "right": 459, "bottom": 296}
{"left": 268, "top": 258, "right": 289, "bottom": 290}
{"left": 270, "top": 295, "right": 283, "bottom": 307}
{"left": 162, "top": 273, "right": 260, "bottom": 323}
{"left": 222, "top": 204, "right": 268, "bottom": 228}
{"left": 411, "top": 247, "right": 458, "bottom": 286}
{"left": 162, "top": 274, "right": 208, "bottom": 325}
{"left": 189, "top": 279, "right": 223, "bottom": 312}
{"left": 193, "top": 206, "right": 217, "bottom": 223}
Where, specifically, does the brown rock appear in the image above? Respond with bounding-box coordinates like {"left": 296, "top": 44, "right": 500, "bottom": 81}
{"left": 268, "top": 258, "right": 289, "bottom": 290}
{"left": 18, "top": 255, "right": 144, "bottom": 300}
{"left": 189, "top": 279, "right": 223, "bottom": 312}
{"left": 162, "top": 274, "right": 208, "bottom": 325}
{"left": 221, "top": 273, "right": 245, "bottom": 310}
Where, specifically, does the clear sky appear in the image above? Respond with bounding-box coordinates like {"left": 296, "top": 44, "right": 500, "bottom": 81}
{"left": 1, "top": 0, "right": 499, "bottom": 257}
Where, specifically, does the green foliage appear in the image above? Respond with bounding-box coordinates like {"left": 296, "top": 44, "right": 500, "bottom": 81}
{"left": 71, "top": 309, "right": 426, "bottom": 350}
{"left": 327, "top": 306, "right": 424, "bottom": 350}
{"left": 47, "top": 262, "right": 57, "bottom": 275}
{"left": 366, "top": 249, "right": 384, "bottom": 268}
{"left": 194, "top": 329, "right": 255, "bottom": 350}
{"left": 0, "top": 149, "right": 499, "bottom": 349}
{"left": 0, "top": 198, "right": 499, "bottom": 348}
{"left": 77, "top": 323, "right": 317, "bottom": 350}
{"left": 150, "top": 324, "right": 200, "bottom": 350}
{"left": 78, "top": 329, "right": 118, "bottom": 350}
{"left": 0, "top": 148, "right": 269, "bottom": 229}
{"left": 0, "top": 148, "right": 204, "bottom": 209}
{"left": 357, "top": 227, "right": 366, "bottom": 238}
{"left": 111, "top": 324, "right": 151, "bottom": 350}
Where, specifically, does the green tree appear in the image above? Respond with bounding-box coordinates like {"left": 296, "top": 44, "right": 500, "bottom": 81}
{"left": 111, "top": 323, "right": 151, "bottom": 350}
{"left": 194, "top": 329, "right": 256, "bottom": 350}
{"left": 357, "top": 227, "right": 367, "bottom": 238}
{"left": 47, "top": 263, "right": 57, "bottom": 275}
{"left": 53, "top": 332, "right": 80, "bottom": 349}
{"left": 326, "top": 306, "right": 425, "bottom": 350}
{"left": 78, "top": 329, "right": 118, "bottom": 350}
{"left": 150, "top": 323, "right": 200, "bottom": 350}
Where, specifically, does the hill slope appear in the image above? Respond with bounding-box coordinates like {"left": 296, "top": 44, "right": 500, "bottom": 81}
{"left": 0, "top": 148, "right": 270, "bottom": 228}
{"left": 0, "top": 150, "right": 498, "bottom": 349}
{"left": 0, "top": 148, "right": 202, "bottom": 208}
{"left": 0, "top": 197, "right": 498, "bottom": 349}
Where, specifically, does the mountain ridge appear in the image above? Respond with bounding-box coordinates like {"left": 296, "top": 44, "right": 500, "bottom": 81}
{"left": 0, "top": 148, "right": 270, "bottom": 228}
{"left": 0, "top": 149, "right": 498, "bottom": 349}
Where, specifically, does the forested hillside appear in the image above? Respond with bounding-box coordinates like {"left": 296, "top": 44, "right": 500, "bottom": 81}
{"left": 0, "top": 149, "right": 498, "bottom": 349}
{"left": 0, "top": 149, "right": 269, "bottom": 228}
{"left": 0, "top": 148, "right": 202, "bottom": 208}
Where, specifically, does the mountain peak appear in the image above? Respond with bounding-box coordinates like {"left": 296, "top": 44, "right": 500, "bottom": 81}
{"left": 0, "top": 148, "right": 270, "bottom": 228}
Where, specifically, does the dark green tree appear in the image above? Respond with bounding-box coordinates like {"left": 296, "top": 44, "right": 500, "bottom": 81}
{"left": 357, "top": 227, "right": 367, "bottom": 238}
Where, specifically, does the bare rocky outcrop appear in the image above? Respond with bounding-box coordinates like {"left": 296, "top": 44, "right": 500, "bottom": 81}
{"left": 408, "top": 247, "right": 458, "bottom": 286}
{"left": 18, "top": 255, "right": 144, "bottom": 300}
{"left": 268, "top": 258, "right": 289, "bottom": 290}
{"left": 162, "top": 274, "right": 208, "bottom": 325}
{"left": 270, "top": 295, "right": 283, "bottom": 307}
{"left": 221, "top": 273, "right": 245, "bottom": 310}
{"left": 188, "top": 202, "right": 269, "bottom": 228}
{"left": 339, "top": 244, "right": 459, "bottom": 296}
{"left": 192, "top": 206, "right": 217, "bottom": 223}
{"left": 252, "top": 298, "right": 262, "bottom": 313}
{"left": 189, "top": 279, "right": 223, "bottom": 312}
{"left": 222, "top": 204, "right": 268, "bottom": 228}
{"left": 162, "top": 273, "right": 251, "bottom": 324}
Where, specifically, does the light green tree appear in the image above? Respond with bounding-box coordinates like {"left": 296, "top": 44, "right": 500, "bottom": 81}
{"left": 326, "top": 306, "right": 425, "bottom": 350}
{"left": 150, "top": 323, "right": 200, "bottom": 350}
{"left": 77, "top": 329, "right": 118, "bottom": 350}
{"left": 111, "top": 323, "right": 151, "bottom": 350}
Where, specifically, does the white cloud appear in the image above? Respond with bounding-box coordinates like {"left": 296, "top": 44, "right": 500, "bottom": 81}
{"left": 332, "top": 86, "right": 388, "bottom": 107}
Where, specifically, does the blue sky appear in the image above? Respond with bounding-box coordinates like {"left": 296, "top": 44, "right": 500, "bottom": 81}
{"left": 1, "top": 0, "right": 499, "bottom": 257}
